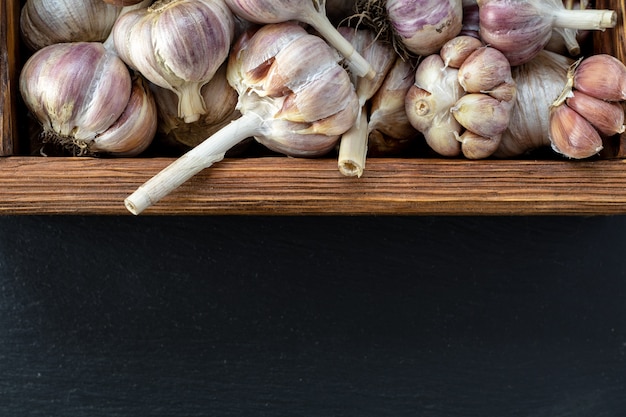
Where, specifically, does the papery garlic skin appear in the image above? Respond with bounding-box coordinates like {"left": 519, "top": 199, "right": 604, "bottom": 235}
{"left": 386, "top": 0, "right": 463, "bottom": 56}
{"left": 112, "top": 0, "right": 235, "bottom": 123}
{"left": 20, "top": 0, "right": 122, "bottom": 51}
{"left": 495, "top": 50, "right": 574, "bottom": 158}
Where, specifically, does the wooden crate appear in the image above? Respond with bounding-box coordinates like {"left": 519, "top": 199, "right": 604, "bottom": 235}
{"left": 3, "top": 0, "right": 626, "bottom": 216}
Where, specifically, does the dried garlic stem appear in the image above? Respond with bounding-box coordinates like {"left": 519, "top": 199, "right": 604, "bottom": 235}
{"left": 553, "top": 9, "right": 616, "bottom": 30}
{"left": 125, "top": 112, "right": 261, "bottom": 214}
{"left": 337, "top": 109, "right": 368, "bottom": 177}
{"left": 306, "top": 11, "right": 376, "bottom": 80}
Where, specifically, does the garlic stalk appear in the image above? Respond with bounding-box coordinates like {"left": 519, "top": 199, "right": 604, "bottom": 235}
{"left": 477, "top": 0, "right": 616, "bottom": 66}
{"left": 354, "top": 0, "right": 463, "bottom": 58}
{"left": 112, "top": 0, "right": 235, "bottom": 123}
{"left": 223, "top": 0, "right": 376, "bottom": 79}
{"left": 125, "top": 22, "right": 359, "bottom": 215}
{"left": 20, "top": 0, "right": 122, "bottom": 51}
{"left": 336, "top": 27, "right": 396, "bottom": 177}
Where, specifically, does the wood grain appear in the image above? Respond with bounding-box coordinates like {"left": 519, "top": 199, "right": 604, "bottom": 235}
{"left": 0, "top": 0, "right": 20, "bottom": 156}
{"left": 2, "top": 156, "right": 626, "bottom": 215}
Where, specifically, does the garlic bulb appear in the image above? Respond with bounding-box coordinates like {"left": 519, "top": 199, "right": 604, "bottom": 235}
{"left": 125, "top": 22, "right": 359, "bottom": 214}
{"left": 355, "top": 0, "right": 463, "bottom": 58}
{"left": 368, "top": 56, "right": 422, "bottom": 156}
{"left": 20, "top": 0, "right": 122, "bottom": 51}
{"left": 405, "top": 54, "right": 464, "bottom": 157}
{"left": 112, "top": 0, "right": 235, "bottom": 123}
{"left": 336, "top": 27, "right": 396, "bottom": 177}
{"left": 19, "top": 42, "right": 157, "bottom": 156}
{"left": 150, "top": 62, "right": 241, "bottom": 150}
{"left": 477, "top": 0, "right": 616, "bottom": 66}
{"left": 223, "top": 0, "right": 375, "bottom": 79}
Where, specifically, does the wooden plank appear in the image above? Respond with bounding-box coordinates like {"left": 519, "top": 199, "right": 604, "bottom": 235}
{"left": 2, "top": 156, "right": 626, "bottom": 215}
{"left": 0, "top": 0, "right": 20, "bottom": 155}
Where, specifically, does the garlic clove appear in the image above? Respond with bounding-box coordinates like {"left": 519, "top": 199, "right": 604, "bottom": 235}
{"left": 549, "top": 103, "right": 603, "bottom": 159}
{"left": 405, "top": 54, "right": 464, "bottom": 156}
{"left": 423, "top": 120, "right": 463, "bottom": 157}
{"left": 457, "top": 130, "right": 502, "bottom": 159}
{"left": 440, "top": 35, "right": 483, "bottom": 69}
{"left": 274, "top": 65, "right": 358, "bottom": 125}
{"left": 486, "top": 81, "right": 517, "bottom": 103}
{"left": 450, "top": 93, "right": 512, "bottom": 139}
{"left": 573, "top": 54, "right": 626, "bottom": 102}
{"left": 262, "top": 35, "right": 341, "bottom": 98}
{"left": 566, "top": 90, "right": 626, "bottom": 137}
{"left": 457, "top": 46, "right": 513, "bottom": 94}
{"left": 88, "top": 75, "right": 158, "bottom": 156}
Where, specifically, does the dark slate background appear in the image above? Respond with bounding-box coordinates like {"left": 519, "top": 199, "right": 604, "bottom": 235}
{"left": 1, "top": 215, "right": 625, "bottom": 416}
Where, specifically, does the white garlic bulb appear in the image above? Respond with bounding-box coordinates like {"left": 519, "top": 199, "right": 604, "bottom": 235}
{"left": 112, "top": 0, "right": 235, "bottom": 123}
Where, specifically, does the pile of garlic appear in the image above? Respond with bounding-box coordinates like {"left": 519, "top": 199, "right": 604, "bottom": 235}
{"left": 14, "top": 0, "right": 626, "bottom": 213}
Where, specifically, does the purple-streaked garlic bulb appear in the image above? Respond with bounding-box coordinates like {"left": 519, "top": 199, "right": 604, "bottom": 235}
{"left": 112, "top": 0, "right": 235, "bottom": 123}
{"left": 355, "top": 0, "right": 463, "bottom": 58}
{"left": 124, "top": 22, "right": 359, "bottom": 214}
{"left": 223, "top": 0, "right": 375, "bottom": 79}
{"left": 19, "top": 42, "right": 157, "bottom": 156}
{"left": 20, "top": 0, "right": 122, "bottom": 51}
{"left": 477, "top": 0, "right": 616, "bottom": 66}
